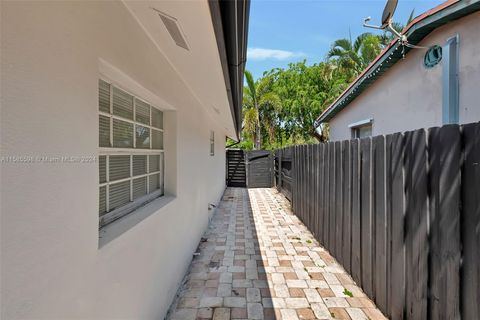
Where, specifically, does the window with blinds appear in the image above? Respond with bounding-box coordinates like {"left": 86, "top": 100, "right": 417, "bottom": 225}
{"left": 98, "top": 79, "right": 164, "bottom": 228}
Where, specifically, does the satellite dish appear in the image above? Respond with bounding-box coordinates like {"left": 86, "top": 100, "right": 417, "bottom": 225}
{"left": 363, "top": 0, "right": 425, "bottom": 49}
{"left": 381, "top": 0, "right": 398, "bottom": 27}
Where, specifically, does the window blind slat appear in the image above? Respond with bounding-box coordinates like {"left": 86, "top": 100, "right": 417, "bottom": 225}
{"left": 133, "top": 177, "right": 147, "bottom": 200}
{"left": 99, "top": 156, "right": 107, "bottom": 183}
{"left": 99, "top": 186, "right": 107, "bottom": 215}
{"left": 99, "top": 115, "right": 111, "bottom": 147}
{"left": 113, "top": 87, "right": 133, "bottom": 120}
{"left": 135, "top": 99, "right": 150, "bottom": 125}
{"left": 109, "top": 181, "right": 130, "bottom": 210}
{"left": 109, "top": 155, "right": 130, "bottom": 181}
{"left": 99, "top": 80, "right": 110, "bottom": 113}
{"left": 152, "top": 129, "right": 163, "bottom": 150}
{"left": 135, "top": 125, "right": 150, "bottom": 149}
{"left": 149, "top": 155, "right": 160, "bottom": 173}
{"left": 152, "top": 108, "right": 163, "bottom": 129}
{"left": 113, "top": 119, "right": 133, "bottom": 148}
{"left": 149, "top": 174, "right": 160, "bottom": 191}
{"left": 133, "top": 155, "right": 147, "bottom": 176}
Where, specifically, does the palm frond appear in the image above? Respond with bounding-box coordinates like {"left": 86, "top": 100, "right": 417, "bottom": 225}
{"left": 243, "top": 107, "right": 258, "bottom": 140}
{"left": 353, "top": 32, "right": 372, "bottom": 53}
{"left": 244, "top": 70, "right": 257, "bottom": 106}
{"left": 407, "top": 9, "right": 415, "bottom": 25}
{"left": 327, "top": 48, "right": 346, "bottom": 59}
{"left": 330, "top": 38, "right": 352, "bottom": 52}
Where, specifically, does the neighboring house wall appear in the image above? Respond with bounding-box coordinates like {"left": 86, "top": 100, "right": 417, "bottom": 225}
{"left": 1, "top": 2, "right": 228, "bottom": 319}
{"left": 329, "top": 12, "right": 480, "bottom": 141}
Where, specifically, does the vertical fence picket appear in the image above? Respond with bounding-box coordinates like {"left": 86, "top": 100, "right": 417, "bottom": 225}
{"left": 373, "top": 135, "right": 387, "bottom": 313}
{"left": 387, "top": 132, "right": 406, "bottom": 320}
{"left": 278, "top": 149, "right": 283, "bottom": 190}
{"left": 303, "top": 145, "right": 307, "bottom": 224}
{"left": 302, "top": 145, "right": 307, "bottom": 222}
{"left": 313, "top": 144, "right": 319, "bottom": 239}
{"left": 335, "top": 141, "right": 343, "bottom": 264}
{"left": 385, "top": 133, "right": 405, "bottom": 320}
{"left": 360, "top": 137, "right": 374, "bottom": 298}
{"left": 299, "top": 145, "right": 303, "bottom": 221}
{"left": 323, "top": 143, "right": 330, "bottom": 249}
{"left": 342, "top": 140, "right": 352, "bottom": 274}
{"left": 293, "top": 146, "right": 297, "bottom": 214}
{"left": 308, "top": 144, "right": 315, "bottom": 227}
{"left": 329, "top": 142, "right": 336, "bottom": 253}
{"left": 351, "top": 139, "right": 362, "bottom": 286}
{"left": 428, "top": 125, "right": 461, "bottom": 319}
{"left": 304, "top": 145, "right": 308, "bottom": 225}
{"left": 461, "top": 122, "right": 480, "bottom": 320}
{"left": 404, "top": 129, "right": 428, "bottom": 320}
{"left": 319, "top": 143, "right": 325, "bottom": 244}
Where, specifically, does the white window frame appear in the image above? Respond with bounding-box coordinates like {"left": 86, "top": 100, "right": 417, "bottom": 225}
{"left": 99, "top": 79, "right": 164, "bottom": 228}
{"left": 349, "top": 118, "right": 373, "bottom": 139}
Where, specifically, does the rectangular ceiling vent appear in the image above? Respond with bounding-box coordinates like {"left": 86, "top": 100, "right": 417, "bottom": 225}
{"left": 154, "top": 9, "right": 189, "bottom": 51}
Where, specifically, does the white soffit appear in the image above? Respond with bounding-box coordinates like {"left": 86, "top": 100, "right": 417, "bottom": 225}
{"left": 122, "top": 0, "right": 236, "bottom": 138}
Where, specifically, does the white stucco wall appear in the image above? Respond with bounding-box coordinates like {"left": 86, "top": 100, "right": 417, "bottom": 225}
{"left": 1, "top": 1, "right": 229, "bottom": 319}
{"left": 329, "top": 12, "right": 480, "bottom": 141}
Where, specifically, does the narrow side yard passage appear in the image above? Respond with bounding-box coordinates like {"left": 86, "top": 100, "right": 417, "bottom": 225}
{"left": 167, "top": 188, "right": 386, "bottom": 320}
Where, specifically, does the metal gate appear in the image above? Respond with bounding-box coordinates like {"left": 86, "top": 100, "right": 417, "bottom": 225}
{"left": 246, "top": 150, "right": 274, "bottom": 188}
{"left": 226, "top": 149, "right": 246, "bottom": 187}
{"left": 226, "top": 149, "right": 273, "bottom": 188}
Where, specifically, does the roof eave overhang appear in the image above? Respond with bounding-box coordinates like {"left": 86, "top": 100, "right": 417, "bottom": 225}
{"left": 315, "top": 0, "right": 480, "bottom": 127}
{"left": 209, "top": 0, "right": 250, "bottom": 141}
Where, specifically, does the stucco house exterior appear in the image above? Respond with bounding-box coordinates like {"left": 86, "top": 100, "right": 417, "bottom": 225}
{"left": 0, "top": 1, "right": 249, "bottom": 318}
{"left": 315, "top": 0, "right": 480, "bottom": 141}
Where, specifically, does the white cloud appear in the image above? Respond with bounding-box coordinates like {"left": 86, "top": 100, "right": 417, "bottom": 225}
{"left": 247, "top": 48, "right": 306, "bottom": 61}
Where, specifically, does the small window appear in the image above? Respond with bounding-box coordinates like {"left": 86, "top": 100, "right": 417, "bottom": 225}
{"left": 210, "top": 131, "right": 215, "bottom": 156}
{"left": 98, "top": 79, "right": 164, "bottom": 228}
{"left": 349, "top": 119, "right": 373, "bottom": 139}
{"left": 352, "top": 125, "right": 372, "bottom": 139}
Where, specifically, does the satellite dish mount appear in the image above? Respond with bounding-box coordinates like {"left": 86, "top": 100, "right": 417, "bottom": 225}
{"left": 363, "top": 0, "right": 424, "bottom": 49}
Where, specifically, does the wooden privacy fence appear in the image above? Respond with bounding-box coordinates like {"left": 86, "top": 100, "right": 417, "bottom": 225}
{"left": 278, "top": 122, "right": 480, "bottom": 320}
{"left": 275, "top": 148, "right": 293, "bottom": 201}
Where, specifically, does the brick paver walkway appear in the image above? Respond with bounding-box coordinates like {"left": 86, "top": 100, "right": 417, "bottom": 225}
{"left": 167, "top": 188, "right": 386, "bottom": 320}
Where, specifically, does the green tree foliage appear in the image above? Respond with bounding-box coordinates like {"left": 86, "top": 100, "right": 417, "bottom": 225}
{"left": 327, "top": 32, "right": 382, "bottom": 80}
{"left": 243, "top": 70, "right": 281, "bottom": 149}
{"left": 232, "top": 9, "right": 416, "bottom": 150}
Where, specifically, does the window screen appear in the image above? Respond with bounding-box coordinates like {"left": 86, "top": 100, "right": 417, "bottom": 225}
{"left": 352, "top": 125, "right": 372, "bottom": 139}
{"left": 98, "top": 79, "right": 164, "bottom": 227}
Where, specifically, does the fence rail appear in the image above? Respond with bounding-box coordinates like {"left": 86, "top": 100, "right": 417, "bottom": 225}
{"left": 276, "top": 122, "right": 480, "bottom": 320}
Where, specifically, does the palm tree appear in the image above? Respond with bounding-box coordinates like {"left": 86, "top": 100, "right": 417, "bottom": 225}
{"left": 327, "top": 32, "right": 381, "bottom": 79}
{"left": 243, "top": 70, "right": 280, "bottom": 149}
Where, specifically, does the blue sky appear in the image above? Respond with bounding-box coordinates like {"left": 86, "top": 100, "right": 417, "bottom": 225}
{"left": 246, "top": 0, "right": 445, "bottom": 79}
